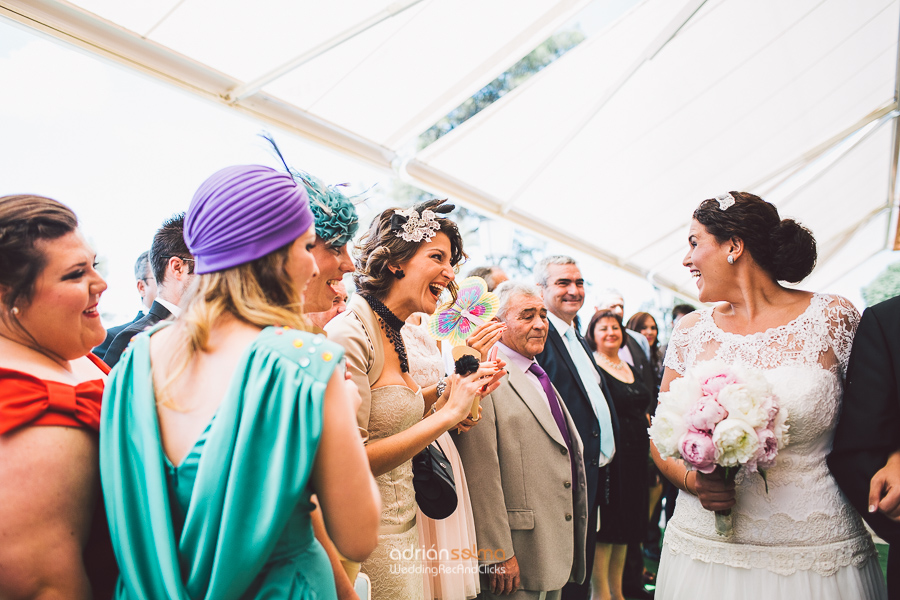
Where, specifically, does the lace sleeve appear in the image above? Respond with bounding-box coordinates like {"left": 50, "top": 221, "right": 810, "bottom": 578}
{"left": 823, "top": 294, "right": 860, "bottom": 378}
{"left": 663, "top": 311, "right": 701, "bottom": 375}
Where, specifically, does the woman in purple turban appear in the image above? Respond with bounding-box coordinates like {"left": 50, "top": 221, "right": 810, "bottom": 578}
{"left": 100, "top": 165, "right": 381, "bottom": 599}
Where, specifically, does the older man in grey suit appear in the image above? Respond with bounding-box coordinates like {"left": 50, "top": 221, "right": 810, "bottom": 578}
{"left": 454, "top": 281, "right": 589, "bottom": 600}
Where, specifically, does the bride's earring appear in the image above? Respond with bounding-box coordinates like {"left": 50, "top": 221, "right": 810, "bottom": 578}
{"left": 727, "top": 255, "right": 735, "bottom": 265}
{"left": 10, "top": 306, "right": 19, "bottom": 315}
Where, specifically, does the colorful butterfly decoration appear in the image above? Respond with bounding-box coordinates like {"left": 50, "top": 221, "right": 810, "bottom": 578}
{"left": 428, "top": 276, "right": 500, "bottom": 346}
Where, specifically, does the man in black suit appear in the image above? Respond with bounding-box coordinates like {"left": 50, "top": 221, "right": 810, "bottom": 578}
{"left": 829, "top": 294, "right": 900, "bottom": 598}
{"left": 93, "top": 250, "right": 157, "bottom": 360}
{"left": 534, "top": 256, "right": 620, "bottom": 600}
{"left": 104, "top": 214, "right": 195, "bottom": 367}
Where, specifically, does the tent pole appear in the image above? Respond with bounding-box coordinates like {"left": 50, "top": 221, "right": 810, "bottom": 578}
{"left": 890, "top": 6, "right": 900, "bottom": 249}
{"left": 0, "top": 0, "right": 397, "bottom": 171}
{"left": 402, "top": 158, "right": 697, "bottom": 299}
{"left": 498, "top": 0, "right": 708, "bottom": 215}
{"left": 226, "top": 0, "right": 427, "bottom": 103}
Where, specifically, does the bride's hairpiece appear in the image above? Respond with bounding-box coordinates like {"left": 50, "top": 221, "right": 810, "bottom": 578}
{"left": 390, "top": 203, "right": 453, "bottom": 243}
{"left": 715, "top": 193, "right": 736, "bottom": 211}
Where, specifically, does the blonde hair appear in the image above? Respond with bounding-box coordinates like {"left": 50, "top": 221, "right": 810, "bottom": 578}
{"left": 157, "top": 242, "right": 309, "bottom": 408}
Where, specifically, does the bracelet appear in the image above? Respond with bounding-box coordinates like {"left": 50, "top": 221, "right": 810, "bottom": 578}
{"left": 683, "top": 470, "right": 696, "bottom": 496}
{"left": 436, "top": 378, "right": 447, "bottom": 398}
{"left": 429, "top": 403, "right": 437, "bottom": 416}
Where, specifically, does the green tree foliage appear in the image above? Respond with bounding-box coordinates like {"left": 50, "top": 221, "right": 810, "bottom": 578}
{"left": 862, "top": 260, "right": 900, "bottom": 306}
{"left": 417, "top": 29, "right": 585, "bottom": 150}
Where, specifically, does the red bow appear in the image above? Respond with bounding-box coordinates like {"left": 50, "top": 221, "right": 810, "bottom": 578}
{"left": 0, "top": 368, "right": 103, "bottom": 435}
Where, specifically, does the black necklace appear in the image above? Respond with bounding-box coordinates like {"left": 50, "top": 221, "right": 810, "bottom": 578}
{"left": 361, "top": 293, "right": 409, "bottom": 373}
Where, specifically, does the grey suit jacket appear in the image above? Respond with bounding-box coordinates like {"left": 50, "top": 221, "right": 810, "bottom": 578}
{"left": 452, "top": 351, "right": 589, "bottom": 592}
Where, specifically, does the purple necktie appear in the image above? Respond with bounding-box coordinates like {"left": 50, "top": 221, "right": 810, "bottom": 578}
{"left": 528, "top": 362, "right": 576, "bottom": 483}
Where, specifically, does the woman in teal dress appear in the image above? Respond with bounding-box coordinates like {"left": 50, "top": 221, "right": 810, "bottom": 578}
{"left": 100, "top": 164, "right": 380, "bottom": 599}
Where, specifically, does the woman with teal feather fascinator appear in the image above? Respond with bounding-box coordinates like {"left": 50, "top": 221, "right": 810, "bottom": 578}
{"left": 262, "top": 133, "right": 362, "bottom": 323}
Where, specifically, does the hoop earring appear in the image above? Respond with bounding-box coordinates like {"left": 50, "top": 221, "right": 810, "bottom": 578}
{"left": 727, "top": 255, "right": 735, "bottom": 265}
{"left": 393, "top": 269, "right": 406, "bottom": 279}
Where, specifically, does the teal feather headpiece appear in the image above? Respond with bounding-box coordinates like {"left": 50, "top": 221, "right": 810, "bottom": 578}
{"left": 262, "top": 133, "right": 360, "bottom": 247}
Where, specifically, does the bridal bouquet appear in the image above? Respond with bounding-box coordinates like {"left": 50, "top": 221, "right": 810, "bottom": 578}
{"left": 649, "top": 360, "right": 788, "bottom": 536}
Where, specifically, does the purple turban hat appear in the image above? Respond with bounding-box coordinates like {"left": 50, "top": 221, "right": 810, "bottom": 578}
{"left": 185, "top": 165, "right": 314, "bottom": 274}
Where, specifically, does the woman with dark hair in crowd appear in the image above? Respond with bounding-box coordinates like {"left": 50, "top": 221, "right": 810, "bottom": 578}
{"left": 101, "top": 165, "right": 381, "bottom": 599}
{"left": 326, "top": 199, "right": 504, "bottom": 599}
{"left": 586, "top": 309, "right": 652, "bottom": 600}
{"left": 652, "top": 192, "right": 886, "bottom": 599}
{"left": 0, "top": 195, "right": 116, "bottom": 599}
{"left": 626, "top": 312, "right": 662, "bottom": 385}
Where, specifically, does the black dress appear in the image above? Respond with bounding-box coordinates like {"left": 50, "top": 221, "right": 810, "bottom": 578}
{"left": 597, "top": 368, "right": 651, "bottom": 545}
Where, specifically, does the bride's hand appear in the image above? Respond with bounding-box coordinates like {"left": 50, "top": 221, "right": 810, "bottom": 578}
{"left": 693, "top": 470, "right": 736, "bottom": 512}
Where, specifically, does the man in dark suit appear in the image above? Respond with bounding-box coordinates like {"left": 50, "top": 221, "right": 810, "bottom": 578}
{"left": 93, "top": 251, "right": 156, "bottom": 360}
{"left": 104, "top": 214, "right": 195, "bottom": 367}
{"left": 534, "top": 256, "right": 620, "bottom": 600}
{"left": 829, "top": 294, "right": 900, "bottom": 598}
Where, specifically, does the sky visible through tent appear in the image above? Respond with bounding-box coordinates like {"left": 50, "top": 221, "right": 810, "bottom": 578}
{"left": 1, "top": 4, "right": 897, "bottom": 336}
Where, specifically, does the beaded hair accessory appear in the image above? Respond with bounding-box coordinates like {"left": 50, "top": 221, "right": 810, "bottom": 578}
{"left": 390, "top": 202, "right": 455, "bottom": 243}
{"left": 361, "top": 293, "right": 409, "bottom": 373}
{"left": 715, "top": 192, "right": 736, "bottom": 211}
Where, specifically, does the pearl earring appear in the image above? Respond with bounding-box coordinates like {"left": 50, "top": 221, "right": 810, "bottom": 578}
{"left": 10, "top": 306, "right": 19, "bottom": 315}
{"left": 727, "top": 255, "right": 735, "bottom": 265}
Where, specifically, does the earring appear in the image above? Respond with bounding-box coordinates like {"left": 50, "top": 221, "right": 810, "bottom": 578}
{"left": 393, "top": 269, "right": 406, "bottom": 279}
{"left": 727, "top": 255, "right": 735, "bottom": 265}
{"left": 10, "top": 306, "right": 19, "bottom": 315}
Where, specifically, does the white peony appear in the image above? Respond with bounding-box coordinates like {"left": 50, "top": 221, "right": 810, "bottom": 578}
{"left": 712, "top": 418, "right": 760, "bottom": 467}
{"left": 692, "top": 360, "right": 731, "bottom": 381}
{"left": 663, "top": 374, "right": 701, "bottom": 415}
{"left": 731, "top": 364, "right": 772, "bottom": 399}
{"left": 649, "top": 407, "right": 689, "bottom": 459}
{"left": 717, "top": 383, "right": 770, "bottom": 429}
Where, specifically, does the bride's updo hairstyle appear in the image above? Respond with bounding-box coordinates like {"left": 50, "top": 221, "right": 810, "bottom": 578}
{"left": 693, "top": 192, "right": 817, "bottom": 283}
{"left": 353, "top": 198, "right": 466, "bottom": 300}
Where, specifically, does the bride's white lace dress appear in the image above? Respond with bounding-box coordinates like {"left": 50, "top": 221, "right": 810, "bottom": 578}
{"left": 656, "top": 293, "right": 887, "bottom": 599}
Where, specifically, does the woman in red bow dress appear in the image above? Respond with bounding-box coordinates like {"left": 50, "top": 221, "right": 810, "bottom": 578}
{"left": 0, "top": 195, "right": 115, "bottom": 599}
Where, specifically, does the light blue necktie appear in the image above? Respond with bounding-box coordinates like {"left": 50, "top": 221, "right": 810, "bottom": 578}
{"left": 563, "top": 327, "right": 616, "bottom": 460}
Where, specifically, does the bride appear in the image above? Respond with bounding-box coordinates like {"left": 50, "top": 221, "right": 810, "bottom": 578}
{"left": 651, "top": 192, "right": 887, "bottom": 599}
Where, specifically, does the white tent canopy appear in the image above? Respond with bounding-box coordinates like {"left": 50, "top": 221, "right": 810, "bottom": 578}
{"left": 2, "top": 0, "right": 898, "bottom": 299}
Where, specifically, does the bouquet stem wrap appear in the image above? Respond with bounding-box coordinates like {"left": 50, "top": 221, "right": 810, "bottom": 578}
{"left": 714, "top": 467, "right": 738, "bottom": 537}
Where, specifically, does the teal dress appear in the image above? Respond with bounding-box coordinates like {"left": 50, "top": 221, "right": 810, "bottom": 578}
{"left": 100, "top": 325, "right": 344, "bottom": 599}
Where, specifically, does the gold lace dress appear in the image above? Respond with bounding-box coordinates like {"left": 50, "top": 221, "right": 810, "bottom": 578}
{"left": 360, "top": 385, "right": 426, "bottom": 600}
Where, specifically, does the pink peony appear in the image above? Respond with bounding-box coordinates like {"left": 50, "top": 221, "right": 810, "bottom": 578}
{"left": 679, "top": 430, "right": 717, "bottom": 474}
{"left": 755, "top": 428, "right": 778, "bottom": 470}
{"left": 686, "top": 397, "right": 728, "bottom": 433}
{"left": 758, "top": 394, "right": 778, "bottom": 423}
{"left": 700, "top": 373, "right": 738, "bottom": 398}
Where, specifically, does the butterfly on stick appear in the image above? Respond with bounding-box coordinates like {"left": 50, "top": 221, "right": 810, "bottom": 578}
{"left": 428, "top": 276, "right": 499, "bottom": 347}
